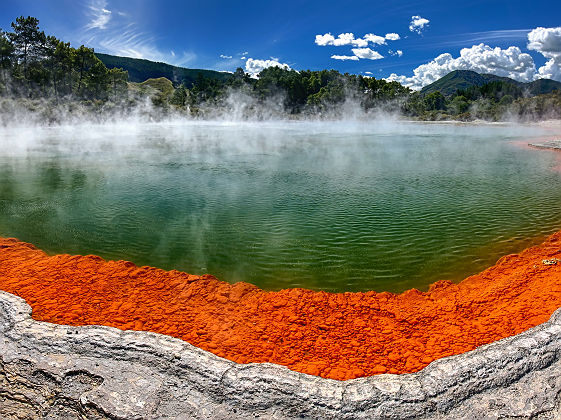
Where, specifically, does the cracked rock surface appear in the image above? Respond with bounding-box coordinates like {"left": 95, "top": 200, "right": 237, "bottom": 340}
{"left": 1, "top": 290, "right": 561, "bottom": 419}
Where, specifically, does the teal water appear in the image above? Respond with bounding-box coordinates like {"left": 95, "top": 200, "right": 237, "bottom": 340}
{"left": 0, "top": 121, "right": 560, "bottom": 293}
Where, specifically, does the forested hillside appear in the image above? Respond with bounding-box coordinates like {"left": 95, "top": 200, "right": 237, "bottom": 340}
{"left": 413, "top": 77, "right": 561, "bottom": 121}
{"left": 96, "top": 53, "right": 232, "bottom": 86}
{"left": 421, "top": 70, "right": 561, "bottom": 97}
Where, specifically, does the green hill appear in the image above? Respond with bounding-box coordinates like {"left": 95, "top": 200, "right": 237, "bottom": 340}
{"left": 420, "top": 71, "right": 515, "bottom": 96}
{"left": 95, "top": 53, "right": 233, "bottom": 87}
{"left": 420, "top": 70, "right": 561, "bottom": 96}
{"left": 526, "top": 79, "right": 561, "bottom": 95}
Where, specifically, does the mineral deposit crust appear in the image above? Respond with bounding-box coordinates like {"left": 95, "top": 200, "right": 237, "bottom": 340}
{"left": 1, "top": 232, "right": 561, "bottom": 380}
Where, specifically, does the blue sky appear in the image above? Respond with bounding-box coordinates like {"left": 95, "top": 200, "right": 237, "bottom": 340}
{"left": 2, "top": 0, "right": 561, "bottom": 88}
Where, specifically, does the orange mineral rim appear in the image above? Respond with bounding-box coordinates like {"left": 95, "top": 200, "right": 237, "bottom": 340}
{"left": 1, "top": 232, "right": 560, "bottom": 380}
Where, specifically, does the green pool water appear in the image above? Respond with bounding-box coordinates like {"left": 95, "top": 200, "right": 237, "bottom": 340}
{"left": 0, "top": 120, "right": 560, "bottom": 293}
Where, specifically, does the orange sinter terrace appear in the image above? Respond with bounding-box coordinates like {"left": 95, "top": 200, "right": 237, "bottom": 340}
{"left": 1, "top": 233, "right": 561, "bottom": 380}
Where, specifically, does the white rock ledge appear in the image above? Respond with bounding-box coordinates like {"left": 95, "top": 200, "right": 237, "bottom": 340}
{"left": 1, "top": 290, "right": 561, "bottom": 419}
{"left": 529, "top": 140, "right": 561, "bottom": 150}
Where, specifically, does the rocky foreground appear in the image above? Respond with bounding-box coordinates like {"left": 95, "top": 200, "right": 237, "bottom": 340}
{"left": 2, "top": 233, "right": 561, "bottom": 418}
{"left": 2, "top": 290, "right": 561, "bottom": 419}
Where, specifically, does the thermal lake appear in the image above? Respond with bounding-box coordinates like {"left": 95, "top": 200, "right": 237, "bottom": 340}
{"left": 0, "top": 120, "right": 560, "bottom": 293}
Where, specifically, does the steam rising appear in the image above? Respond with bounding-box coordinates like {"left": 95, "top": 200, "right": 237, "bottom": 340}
{"left": 0, "top": 84, "right": 406, "bottom": 128}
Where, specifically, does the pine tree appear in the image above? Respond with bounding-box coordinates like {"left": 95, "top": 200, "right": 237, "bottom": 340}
{"left": 8, "top": 16, "right": 45, "bottom": 79}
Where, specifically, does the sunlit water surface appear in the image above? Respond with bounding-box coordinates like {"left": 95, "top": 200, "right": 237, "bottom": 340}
{"left": 1, "top": 120, "right": 560, "bottom": 293}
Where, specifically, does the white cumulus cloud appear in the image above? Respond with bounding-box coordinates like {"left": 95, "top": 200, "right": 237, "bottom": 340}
{"left": 389, "top": 50, "right": 403, "bottom": 57}
{"left": 314, "top": 29, "right": 399, "bottom": 62}
{"left": 409, "top": 15, "right": 430, "bottom": 34}
{"left": 527, "top": 27, "right": 561, "bottom": 57}
{"left": 385, "top": 33, "right": 401, "bottom": 41}
{"left": 219, "top": 54, "right": 233, "bottom": 59}
{"left": 333, "top": 33, "right": 368, "bottom": 47}
{"left": 315, "top": 32, "right": 369, "bottom": 47}
{"left": 352, "top": 48, "right": 384, "bottom": 60}
{"left": 245, "top": 58, "right": 291, "bottom": 77}
{"left": 536, "top": 58, "right": 561, "bottom": 81}
{"left": 331, "top": 54, "right": 359, "bottom": 61}
{"left": 527, "top": 27, "right": 561, "bottom": 81}
{"left": 363, "top": 34, "right": 386, "bottom": 45}
{"left": 386, "top": 43, "right": 536, "bottom": 90}
{"left": 315, "top": 33, "right": 335, "bottom": 46}
{"left": 315, "top": 31, "right": 400, "bottom": 56}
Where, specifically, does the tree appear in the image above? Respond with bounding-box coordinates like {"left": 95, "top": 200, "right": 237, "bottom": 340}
{"left": 0, "top": 30, "right": 14, "bottom": 90}
{"left": 27, "top": 61, "right": 50, "bottom": 96}
{"left": 52, "top": 39, "right": 74, "bottom": 97}
{"left": 43, "top": 35, "right": 63, "bottom": 97}
{"left": 234, "top": 67, "right": 245, "bottom": 80}
{"left": 8, "top": 16, "right": 45, "bottom": 79}
{"left": 170, "top": 83, "right": 188, "bottom": 107}
{"left": 74, "top": 45, "right": 97, "bottom": 95}
{"left": 448, "top": 95, "right": 469, "bottom": 115}
{"left": 402, "top": 92, "right": 426, "bottom": 116}
{"left": 499, "top": 94, "right": 514, "bottom": 106}
{"left": 83, "top": 59, "right": 109, "bottom": 99}
{"left": 108, "top": 67, "right": 128, "bottom": 101}
{"left": 190, "top": 72, "right": 223, "bottom": 104}
{"left": 0, "top": 30, "right": 14, "bottom": 69}
{"left": 424, "top": 91, "right": 447, "bottom": 111}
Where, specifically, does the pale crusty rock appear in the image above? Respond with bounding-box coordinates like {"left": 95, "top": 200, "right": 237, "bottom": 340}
{"left": 529, "top": 140, "right": 561, "bottom": 150}
{"left": 1, "top": 290, "right": 560, "bottom": 419}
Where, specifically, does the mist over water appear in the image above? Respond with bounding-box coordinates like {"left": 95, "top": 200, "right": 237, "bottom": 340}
{"left": 0, "top": 120, "right": 560, "bottom": 293}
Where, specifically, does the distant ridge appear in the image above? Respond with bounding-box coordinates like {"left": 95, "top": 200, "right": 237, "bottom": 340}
{"left": 420, "top": 70, "right": 561, "bottom": 96}
{"left": 95, "top": 53, "right": 233, "bottom": 87}
{"left": 525, "top": 78, "right": 561, "bottom": 95}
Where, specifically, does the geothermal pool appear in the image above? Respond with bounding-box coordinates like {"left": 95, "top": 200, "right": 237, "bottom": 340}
{"left": 0, "top": 120, "right": 560, "bottom": 293}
